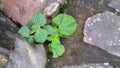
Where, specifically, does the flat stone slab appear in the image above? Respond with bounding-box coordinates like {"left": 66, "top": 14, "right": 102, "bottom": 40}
{"left": 83, "top": 11, "right": 120, "bottom": 57}
{"left": 108, "top": 0, "right": 120, "bottom": 12}
{"left": 62, "top": 62, "right": 113, "bottom": 68}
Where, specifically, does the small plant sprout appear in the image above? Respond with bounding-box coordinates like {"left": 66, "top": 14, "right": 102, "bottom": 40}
{"left": 18, "top": 12, "right": 77, "bottom": 58}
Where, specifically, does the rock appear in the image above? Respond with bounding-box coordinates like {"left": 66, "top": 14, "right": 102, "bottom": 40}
{"left": 0, "top": 54, "right": 8, "bottom": 68}
{"left": 83, "top": 11, "right": 120, "bottom": 57}
{"left": 108, "top": 0, "right": 120, "bottom": 12}
{"left": 47, "top": 41, "right": 120, "bottom": 68}
{"left": 0, "top": 0, "right": 47, "bottom": 25}
{"left": 0, "top": 12, "right": 47, "bottom": 68}
{"left": 47, "top": 0, "right": 120, "bottom": 68}
{"left": 0, "top": 0, "right": 65, "bottom": 25}
{"left": 62, "top": 63, "right": 113, "bottom": 68}
{"left": 5, "top": 37, "right": 47, "bottom": 68}
{"left": 42, "top": 0, "right": 65, "bottom": 17}
{"left": 43, "top": 2, "right": 60, "bottom": 17}
{"left": 47, "top": 0, "right": 65, "bottom": 5}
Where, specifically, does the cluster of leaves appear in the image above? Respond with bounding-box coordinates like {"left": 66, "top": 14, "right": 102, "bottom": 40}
{"left": 18, "top": 13, "right": 52, "bottom": 44}
{"left": 18, "top": 12, "right": 77, "bottom": 58}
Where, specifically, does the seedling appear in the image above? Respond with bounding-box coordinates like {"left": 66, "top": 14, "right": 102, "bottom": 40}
{"left": 18, "top": 12, "right": 77, "bottom": 58}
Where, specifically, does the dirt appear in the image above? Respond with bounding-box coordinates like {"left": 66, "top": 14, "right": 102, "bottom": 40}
{"left": 46, "top": 0, "right": 120, "bottom": 68}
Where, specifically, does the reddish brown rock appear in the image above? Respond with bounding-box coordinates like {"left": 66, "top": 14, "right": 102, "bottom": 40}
{"left": 0, "top": 0, "right": 47, "bottom": 25}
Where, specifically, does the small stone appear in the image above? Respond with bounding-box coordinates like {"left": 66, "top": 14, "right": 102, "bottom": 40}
{"left": 0, "top": 54, "right": 8, "bottom": 68}
{"left": 43, "top": 2, "right": 60, "bottom": 17}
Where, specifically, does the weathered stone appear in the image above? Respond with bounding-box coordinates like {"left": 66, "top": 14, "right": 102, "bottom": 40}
{"left": 0, "top": 54, "right": 8, "bottom": 68}
{"left": 0, "top": 12, "right": 47, "bottom": 68}
{"left": 62, "top": 63, "right": 113, "bottom": 68}
{"left": 47, "top": 0, "right": 65, "bottom": 5}
{"left": 43, "top": 0, "right": 65, "bottom": 17}
{"left": 0, "top": 0, "right": 65, "bottom": 25}
{"left": 5, "top": 37, "right": 47, "bottom": 68}
{"left": 0, "top": 0, "right": 47, "bottom": 25}
{"left": 43, "top": 2, "right": 60, "bottom": 17}
{"left": 47, "top": 0, "right": 120, "bottom": 68}
{"left": 108, "top": 0, "right": 120, "bottom": 12}
{"left": 83, "top": 11, "right": 120, "bottom": 57}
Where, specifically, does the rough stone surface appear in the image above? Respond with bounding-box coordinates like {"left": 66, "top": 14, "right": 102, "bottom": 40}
{"left": 47, "top": 0, "right": 65, "bottom": 5}
{"left": 46, "top": 0, "right": 120, "bottom": 68}
{"left": 0, "top": 54, "right": 8, "bottom": 68}
{"left": 0, "top": 12, "right": 47, "bottom": 68}
{"left": 0, "top": 0, "right": 65, "bottom": 25}
{"left": 5, "top": 37, "right": 47, "bottom": 68}
{"left": 62, "top": 63, "right": 113, "bottom": 68}
{"left": 83, "top": 11, "right": 120, "bottom": 57}
{"left": 43, "top": 2, "right": 60, "bottom": 17}
{"left": 0, "top": 0, "right": 47, "bottom": 25}
{"left": 108, "top": 0, "right": 120, "bottom": 12}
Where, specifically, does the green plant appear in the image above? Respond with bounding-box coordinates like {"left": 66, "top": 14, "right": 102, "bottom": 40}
{"left": 18, "top": 12, "right": 77, "bottom": 58}
{"left": 18, "top": 12, "right": 53, "bottom": 44}
{"left": 47, "top": 14, "right": 77, "bottom": 58}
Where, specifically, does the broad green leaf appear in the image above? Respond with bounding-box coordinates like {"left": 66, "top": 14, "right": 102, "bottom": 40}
{"left": 52, "top": 14, "right": 77, "bottom": 36}
{"left": 34, "top": 29, "right": 47, "bottom": 43}
{"left": 27, "top": 36, "right": 34, "bottom": 44}
{"left": 31, "top": 24, "right": 40, "bottom": 30}
{"left": 51, "top": 26, "right": 59, "bottom": 35}
{"left": 30, "top": 30, "right": 36, "bottom": 35}
{"left": 47, "top": 33, "right": 59, "bottom": 41}
{"left": 48, "top": 40, "right": 65, "bottom": 58}
{"left": 30, "top": 24, "right": 40, "bottom": 34}
{"left": 44, "top": 25, "right": 53, "bottom": 35}
{"left": 30, "top": 12, "right": 46, "bottom": 26}
{"left": 27, "top": 21, "right": 34, "bottom": 28}
{"left": 18, "top": 26, "right": 29, "bottom": 38}
{"left": 31, "top": 24, "right": 40, "bottom": 31}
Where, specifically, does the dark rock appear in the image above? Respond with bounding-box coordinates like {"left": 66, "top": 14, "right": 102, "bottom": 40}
{"left": 46, "top": 0, "right": 120, "bottom": 68}
{"left": 47, "top": 41, "right": 120, "bottom": 68}
{"left": 0, "top": 12, "right": 47, "bottom": 68}
{"left": 83, "top": 11, "right": 120, "bottom": 57}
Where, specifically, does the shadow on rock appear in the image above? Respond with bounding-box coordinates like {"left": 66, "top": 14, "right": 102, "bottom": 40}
{"left": 0, "top": 11, "right": 47, "bottom": 68}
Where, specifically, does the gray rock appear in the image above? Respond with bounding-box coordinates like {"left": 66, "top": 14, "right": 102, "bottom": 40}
{"left": 83, "top": 11, "right": 120, "bottom": 57}
{"left": 5, "top": 37, "right": 47, "bottom": 68}
{"left": 47, "top": 0, "right": 65, "bottom": 5}
{"left": 108, "top": 0, "right": 120, "bottom": 12}
{"left": 62, "top": 63, "right": 113, "bottom": 68}
{"left": 0, "top": 12, "right": 47, "bottom": 68}
{"left": 43, "top": 2, "right": 60, "bottom": 17}
{"left": 43, "top": 0, "right": 65, "bottom": 17}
